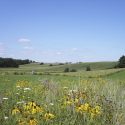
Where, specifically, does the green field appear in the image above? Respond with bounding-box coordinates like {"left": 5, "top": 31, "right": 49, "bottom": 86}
{"left": 0, "top": 61, "right": 117, "bottom": 72}
{"left": 0, "top": 62, "right": 125, "bottom": 125}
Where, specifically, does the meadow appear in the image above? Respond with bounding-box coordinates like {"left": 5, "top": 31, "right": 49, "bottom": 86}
{"left": 0, "top": 62, "right": 125, "bottom": 125}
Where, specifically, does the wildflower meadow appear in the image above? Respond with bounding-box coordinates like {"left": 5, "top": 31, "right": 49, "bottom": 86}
{"left": 0, "top": 67, "right": 125, "bottom": 125}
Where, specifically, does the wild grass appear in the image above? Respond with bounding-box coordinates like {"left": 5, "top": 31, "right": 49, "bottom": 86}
{"left": 0, "top": 70, "right": 125, "bottom": 125}
{"left": 0, "top": 62, "right": 124, "bottom": 124}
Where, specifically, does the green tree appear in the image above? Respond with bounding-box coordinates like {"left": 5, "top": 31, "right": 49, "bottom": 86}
{"left": 86, "top": 66, "right": 91, "bottom": 71}
{"left": 0, "top": 57, "right": 32, "bottom": 68}
{"left": 64, "top": 67, "right": 69, "bottom": 72}
{"left": 40, "top": 62, "right": 44, "bottom": 65}
{"left": 117, "top": 55, "right": 125, "bottom": 68}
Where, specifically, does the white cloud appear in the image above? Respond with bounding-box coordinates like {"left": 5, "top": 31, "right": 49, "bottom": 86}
{"left": 18, "top": 38, "right": 31, "bottom": 44}
{"left": 18, "top": 38, "right": 34, "bottom": 55}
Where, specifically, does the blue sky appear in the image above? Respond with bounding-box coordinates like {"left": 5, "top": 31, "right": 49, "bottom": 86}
{"left": 0, "top": 0, "right": 125, "bottom": 62}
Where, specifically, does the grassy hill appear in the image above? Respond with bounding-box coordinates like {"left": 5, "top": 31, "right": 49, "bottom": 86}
{"left": 20, "top": 61, "right": 118, "bottom": 72}
{"left": 0, "top": 61, "right": 118, "bottom": 73}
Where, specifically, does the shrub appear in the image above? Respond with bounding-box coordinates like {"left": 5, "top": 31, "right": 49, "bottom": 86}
{"left": 59, "top": 63, "right": 64, "bottom": 65}
{"left": 49, "top": 64, "right": 53, "bottom": 66}
{"left": 86, "top": 66, "right": 91, "bottom": 71}
{"left": 64, "top": 67, "right": 70, "bottom": 72}
{"left": 38, "top": 72, "right": 43, "bottom": 75}
{"left": 40, "top": 62, "right": 44, "bottom": 65}
{"left": 13, "top": 72, "right": 19, "bottom": 75}
{"left": 70, "top": 69, "right": 77, "bottom": 72}
{"left": 20, "top": 72, "right": 24, "bottom": 75}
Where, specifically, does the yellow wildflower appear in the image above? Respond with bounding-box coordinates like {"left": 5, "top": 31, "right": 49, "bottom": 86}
{"left": 29, "top": 117, "right": 38, "bottom": 125}
{"left": 24, "top": 104, "right": 30, "bottom": 110}
{"left": 74, "top": 98, "right": 79, "bottom": 104}
{"left": 28, "top": 101, "right": 36, "bottom": 108}
{"left": 76, "top": 105, "right": 83, "bottom": 114}
{"left": 76, "top": 103, "right": 90, "bottom": 113}
{"left": 95, "top": 105, "right": 101, "bottom": 115}
{"left": 12, "top": 107, "right": 20, "bottom": 115}
{"left": 64, "top": 98, "right": 72, "bottom": 106}
{"left": 90, "top": 105, "right": 102, "bottom": 118}
{"left": 44, "top": 112, "right": 55, "bottom": 120}
{"left": 36, "top": 105, "right": 44, "bottom": 113}
{"left": 31, "top": 106, "right": 37, "bottom": 114}
{"left": 81, "top": 103, "right": 90, "bottom": 112}
{"left": 18, "top": 119, "right": 26, "bottom": 125}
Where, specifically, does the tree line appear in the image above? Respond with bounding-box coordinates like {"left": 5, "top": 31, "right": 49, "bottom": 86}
{"left": 0, "top": 55, "right": 125, "bottom": 68}
{"left": 0, "top": 57, "right": 32, "bottom": 68}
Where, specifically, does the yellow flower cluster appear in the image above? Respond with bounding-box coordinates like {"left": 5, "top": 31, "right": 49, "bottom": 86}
{"left": 63, "top": 89, "right": 102, "bottom": 118}
{"left": 44, "top": 111, "right": 55, "bottom": 121}
{"left": 16, "top": 80, "right": 31, "bottom": 88}
{"left": 12, "top": 107, "right": 20, "bottom": 115}
{"left": 76, "top": 104, "right": 102, "bottom": 118}
{"left": 18, "top": 117, "right": 38, "bottom": 125}
{"left": 12, "top": 100, "right": 55, "bottom": 124}
{"left": 11, "top": 81, "right": 56, "bottom": 125}
{"left": 23, "top": 101, "right": 44, "bottom": 114}
{"left": 63, "top": 90, "right": 87, "bottom": 106}
{"left": 90, "top": 105, "right": 102, "bottom": 118}
{"left": 76, "top": 103, "right": 90, "bottom": 113}
{"left": 10, "top": 81, "right": 103, "bottom": 124}
{"left": 29, "top": 117, "right": 38, "bottom": 125}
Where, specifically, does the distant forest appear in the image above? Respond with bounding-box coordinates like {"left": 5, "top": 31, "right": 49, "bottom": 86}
{"left": 0, "top": 57, "right": 32, "bottom": 68}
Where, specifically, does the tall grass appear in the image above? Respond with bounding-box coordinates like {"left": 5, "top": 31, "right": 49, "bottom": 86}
{"left": 0, "top": 74, "right": 125, "bottom": 125}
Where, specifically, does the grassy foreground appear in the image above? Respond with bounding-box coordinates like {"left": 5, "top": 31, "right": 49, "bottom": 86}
{"left": 0, "top": 63, "right": 125, "bottom": 125}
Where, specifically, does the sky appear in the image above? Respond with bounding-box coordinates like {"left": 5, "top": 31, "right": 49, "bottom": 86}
{"left": 0, "top": 0, "right": 125, "bottom": 62}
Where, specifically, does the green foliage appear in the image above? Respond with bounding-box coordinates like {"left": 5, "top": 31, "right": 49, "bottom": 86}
{"left": 64, "top": 67, "right": 69, "bottom": 72}
{"left": 58, "top": 63, "right": 64, "bottom": 65}
{"left": 70, "top": 69, "right": 77, "bottom": 72}
{"left": 64, "top": 68, "right": 77, "bottom": 72}
{"left": 0, "top": 57, "right": 32, "bottom": 68}
{"left": 13, "top": 72, "right": 25, "bottom": 75}
{"left": 86, "top": 66, "right": 91, "bottom": 71}
{"left": 117, "top": 55, "right": 125, "bottom": 68}
{"left": 13, "top": 72, "right": 19, "bottom": 75}
{"left": 0, "top": 57, "right": 19, "bottom": 68}
{"left": 40, "top": 62, "right": 44, "bottom": 65}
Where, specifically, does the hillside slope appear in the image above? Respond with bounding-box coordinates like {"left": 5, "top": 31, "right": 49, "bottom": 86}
{"left": 19, "top": 61, "right": 117, "bottom": 72}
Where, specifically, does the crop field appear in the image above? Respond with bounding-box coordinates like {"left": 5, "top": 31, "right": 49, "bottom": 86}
{"left": 0, "top": 63, "right": 125, "bottom": 125}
